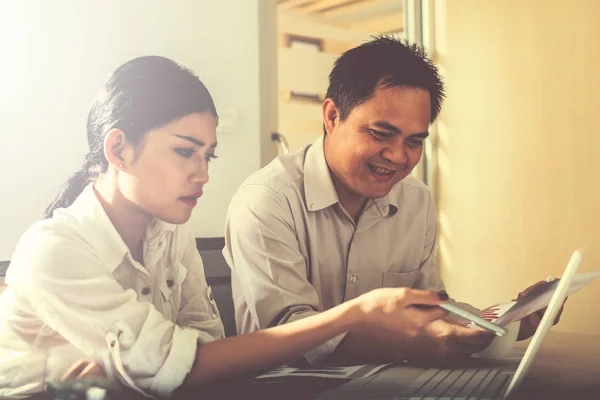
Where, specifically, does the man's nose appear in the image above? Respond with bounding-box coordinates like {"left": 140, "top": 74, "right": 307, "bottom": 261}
{"left": 381, "top": 142, "right": 408, "bottom": 165}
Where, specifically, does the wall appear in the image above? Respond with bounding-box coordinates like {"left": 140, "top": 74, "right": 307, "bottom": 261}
{"left": 0, "top": 0, "right": 275, "bottom": 260}
{"left": 259, "top": 0, "right": 280, "bottom": 167}
{"left": 434, "top": 0, "right": 600, "bottom": 334}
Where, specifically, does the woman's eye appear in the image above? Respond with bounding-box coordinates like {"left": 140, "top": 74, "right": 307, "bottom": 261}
{"left": 175, "top": 148, "right": 195, "bottom": 158}
{"left": 205, "top": 154, "right": 218, "bottom": 162}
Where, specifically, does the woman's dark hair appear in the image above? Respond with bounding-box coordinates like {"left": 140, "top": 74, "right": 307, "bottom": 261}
{"left": 42, "top": 56, "right": 218, "bottom": 219}
{"left": 325, "top": 35, "right": 445, "bottom": 134}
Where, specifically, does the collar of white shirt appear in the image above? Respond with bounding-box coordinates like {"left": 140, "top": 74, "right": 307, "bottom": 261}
{"left": 303, "top": 135, "right": 398, "bottom": 217}
{"left": 54, "top": 183, "right": 177, "bottom": 273}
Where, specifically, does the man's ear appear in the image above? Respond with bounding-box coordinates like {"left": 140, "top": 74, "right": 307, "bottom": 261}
{"left": 322, "top": 98, "right": 340, "bottom": 135}
{"left": 103, "top": 128, "right": 130, "bottom": 171}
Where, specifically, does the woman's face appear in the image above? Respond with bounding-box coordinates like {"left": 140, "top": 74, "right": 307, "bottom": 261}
{"left": 118, "top": 111, "right": 217, "bottom": 224}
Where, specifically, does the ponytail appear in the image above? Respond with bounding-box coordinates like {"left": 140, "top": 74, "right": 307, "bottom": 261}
{"left": 41, "top": 169, "right": 90, "bottom": 219}
{"left": 42, "top": 152, "right": 105, "bottom": 219}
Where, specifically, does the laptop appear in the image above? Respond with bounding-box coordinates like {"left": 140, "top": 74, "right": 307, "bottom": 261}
{"left": 317, "top": 249, "right": 584, "bottom": 400}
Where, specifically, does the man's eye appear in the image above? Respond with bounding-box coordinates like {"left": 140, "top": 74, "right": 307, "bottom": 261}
{"left": 368, "top": 129, "right": 393, "bottom": 140}
{"left": 175, "top": 148, "right": 195, "bottom": 158}
{"left": 406, "top": 139, "right": 424, "bottom": 148}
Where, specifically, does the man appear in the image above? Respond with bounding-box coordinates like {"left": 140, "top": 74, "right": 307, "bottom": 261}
{"left": 223, "top": 37, "right": 554, "bottom": 365}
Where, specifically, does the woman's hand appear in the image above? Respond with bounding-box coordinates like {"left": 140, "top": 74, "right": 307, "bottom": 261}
{"left": 355, "top": 288, "right": 449, "bottom": 337}
{"left": 185, "top": 288, "right": 450, "bottom": 386}
{"left": 61, "top": 360, "right": 105, "bottom": 382}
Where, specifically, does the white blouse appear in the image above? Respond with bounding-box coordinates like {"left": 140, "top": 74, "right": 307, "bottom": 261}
{"left": 0, "top": 185, "right": 225, "bottom": 398}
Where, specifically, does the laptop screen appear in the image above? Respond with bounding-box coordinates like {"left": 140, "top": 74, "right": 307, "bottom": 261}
{"left": 503, "top": 249, "right": 583, "bottom": 399}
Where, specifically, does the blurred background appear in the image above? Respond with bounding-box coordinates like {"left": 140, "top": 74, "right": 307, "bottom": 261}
{"left": 0, "top": 0, "right": 598, "bottom": 336}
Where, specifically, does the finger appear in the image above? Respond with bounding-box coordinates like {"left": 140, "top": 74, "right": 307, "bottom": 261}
{"left": 61, "top": 360, "right": 90, "bottom": 382}
{"left": 404, "top": 289, "right": 449, "bottom": 306}
{"left": 452, "top": 326, "right": 495, "bottom": 344}
{"left": 456, "top": 340, "right": 492, "bottom": 355}
{"left": 517, "top": 280, "right": 549, "bottom": 300}
{"left": 527, "top": 312, "right": 542, "bottom": 328}
{"left": 536, "top": 306, "right": 547, "bottom": 319}
{"left": 418, "top": 307, "right": 449, "bottom": 325}
{"left": 405, "top": 304, "right": 449, "bottom": 326}
{"left": 518, "top": 320, "right": 533, "bottom": 340}
{"left": 526, "top": 280, "right": 548, "bottom": 291}
{"left": 554, "top": 304, "right": 565, "bottom": 325}
{"left": 77, "top": 361, "right": 103, "bottom": 379}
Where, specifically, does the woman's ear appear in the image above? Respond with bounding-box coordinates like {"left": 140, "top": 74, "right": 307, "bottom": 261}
{"left": 103, "top": 128, "right": 129, "bottom": 171}
{"left": 322, "top": 98, "right": 339, "bottom": 135}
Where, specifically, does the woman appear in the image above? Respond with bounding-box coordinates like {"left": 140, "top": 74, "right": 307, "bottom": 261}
{"left": 0, "top": 56, "right": 449, "bottom": 398}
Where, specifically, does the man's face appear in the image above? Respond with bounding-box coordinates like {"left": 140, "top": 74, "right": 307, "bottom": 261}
{"left": 323, "top": 85, "right": 431, "bottom": 201}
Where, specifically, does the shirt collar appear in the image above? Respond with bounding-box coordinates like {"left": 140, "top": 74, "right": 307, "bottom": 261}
{"left": 65, "top": 184, "right": 176, "bottom": 272}
{"left": 303, "top": 135, "right": 340, "bottom": 211}
{"left": 304, "top": 135, "right": 399, "bottom": 217}
{"left": 372, "top": 186, "right": 399, "bottom": 218}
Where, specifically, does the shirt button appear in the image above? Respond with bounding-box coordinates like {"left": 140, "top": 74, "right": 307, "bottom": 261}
{"left": 166, "top": 279, "right": 174, "bottom": 288}
{"left": 349, "top": 274, "right": 358, "bottom": 284}
{"left": 141, "top": 287, "right": 151, "bottom": 295}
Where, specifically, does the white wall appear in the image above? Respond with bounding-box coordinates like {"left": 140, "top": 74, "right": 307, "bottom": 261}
{"left": 0, "top": 0, "right": 274, "bottom": 260}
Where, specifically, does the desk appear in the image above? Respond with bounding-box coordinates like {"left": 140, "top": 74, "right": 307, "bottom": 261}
{"left": 508, "top": 331, "right": 600, "bottom": 399}
{"left": 179, "top": 331, "right": 600, "bottom": 399}
{"left": 33, "top": 331, "right": 600, "bottom": 400}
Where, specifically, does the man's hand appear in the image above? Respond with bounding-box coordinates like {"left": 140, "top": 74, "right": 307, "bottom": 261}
{"left": 516, "top": 280, "right": 566, "bottom": 340}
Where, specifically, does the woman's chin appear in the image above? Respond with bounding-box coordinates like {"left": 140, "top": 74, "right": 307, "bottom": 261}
{"left": 157, "top": 210, "right": 193, "bottom": 225}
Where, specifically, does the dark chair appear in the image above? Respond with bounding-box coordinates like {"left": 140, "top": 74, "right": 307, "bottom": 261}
{"left": 0, "top": 261, "right": 8, "bottom": 293}
{"left": 200, "top": 249, "right": 236, "bottom": 337}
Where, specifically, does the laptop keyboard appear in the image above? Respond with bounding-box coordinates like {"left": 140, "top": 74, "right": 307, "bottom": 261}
{"left": 401, "top": 367, "right": 510, "bottom": 399}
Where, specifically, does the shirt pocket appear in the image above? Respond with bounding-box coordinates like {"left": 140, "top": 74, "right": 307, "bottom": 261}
{"left": 160, "top": 261, "right": 187, "bottom": 303}
{"left": 382, "top": 270, "right": 420, "bottom": 288}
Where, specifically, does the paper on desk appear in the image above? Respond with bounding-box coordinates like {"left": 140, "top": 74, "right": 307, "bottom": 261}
{"left": 463, "top": 272, "right": 600, "bottom": 329}
{"left": 255, "top": 363, "right": 392, "bottom": 380}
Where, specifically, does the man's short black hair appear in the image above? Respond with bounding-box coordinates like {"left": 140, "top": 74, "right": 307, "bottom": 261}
{"left": 325, "top": 35, "right": 445, "bottom": 130}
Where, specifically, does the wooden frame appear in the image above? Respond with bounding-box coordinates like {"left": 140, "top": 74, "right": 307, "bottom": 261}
{"left": 281, "top": 90, "right": 325, "bottom": 104}
{"left": 284, "top": 34, "right": 324, "bottom": 52}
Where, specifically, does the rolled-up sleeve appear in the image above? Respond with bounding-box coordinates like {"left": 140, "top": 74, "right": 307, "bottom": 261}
{"left": 10, "top": 230, "right": 198, "bottom": 397}
{"left": 224, "top": 185, "right": 345, "bottom": 364}
{"left": 147, "top": 325, "right": 199, "bottom": 396}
